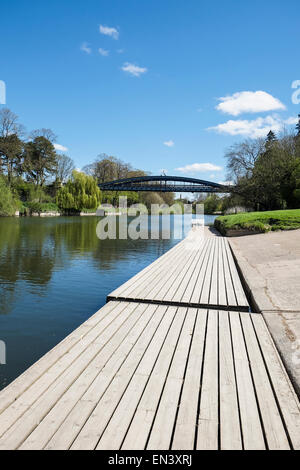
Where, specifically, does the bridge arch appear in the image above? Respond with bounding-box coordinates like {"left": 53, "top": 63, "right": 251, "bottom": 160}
{"left": 99, "top": 175, "right": 231, "bottom": 193}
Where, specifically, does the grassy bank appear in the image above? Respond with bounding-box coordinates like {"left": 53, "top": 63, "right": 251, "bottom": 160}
{"left": 214, "top": 209, "right": 300, "bottom": 235}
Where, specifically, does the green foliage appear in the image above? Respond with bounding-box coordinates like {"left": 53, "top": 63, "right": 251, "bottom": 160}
{"left": 203, "top": 194, "right": 221, "bottom": 214}
{"left": 0, "top": 134, "right": 23, "bottom": 183}
{"left": 26, "top": 201, "right": 43, "bottom": 214}
{"left": 215, "top": 209, "right": 300, "bottom": 235}
{"left": 226, "top": 127, "right": 300, "bottom": 211}
{"left": 56, "top": 171, "right": 102, "bottom": 212}
{"left": 0, "top": 176, "right": 18, "bottom": 216}
{"left": 23, "top": 136, "right": 57, "bottom": 186}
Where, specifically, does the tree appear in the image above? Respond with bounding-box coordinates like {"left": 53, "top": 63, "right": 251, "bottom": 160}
{"left": 225, "top": 138, "right": 265, "bottom": 182}
{"left": 0, "top": 134, "right": 23, "bottom": 183}
{"left": 29, "top": 128, "right": 57, "bottom": 143}
{"left": 266, "top": 130, "right": 277, "bottom": 143}
{"left": 204, "top": 194, "right": 220, "bottom": 214}
{"left": 23, "top": 137, "right": 58, "bottom": 186}
{"left": 56, "top": 154, "right": 75, "bottom": 182}
{"left": 0, "top": 108, "right": 25, "bottom": 138}
{"left": 56, "top": 171, "right": 102, "bottom": 212}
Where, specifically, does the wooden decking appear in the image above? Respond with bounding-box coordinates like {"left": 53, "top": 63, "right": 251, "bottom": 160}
{"left": 108, "top": 234, "right": 249, "bottom": 311}
{"left": 0, "top": 231, "right": 299, "bottom": 450}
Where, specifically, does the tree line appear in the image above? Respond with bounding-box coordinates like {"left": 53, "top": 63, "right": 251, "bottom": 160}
{"left": 223, "top": 116, "right": 300, "bottom": 211}
{"left": 0, "top": 108, "right": 174, "bottom": 216}
{"left": 196, "top": 115, "right": 300, "bottom": 214}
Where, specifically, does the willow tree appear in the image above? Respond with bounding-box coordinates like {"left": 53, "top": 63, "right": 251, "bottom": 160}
{"left": 56, "top": 171, "right": 102, "bottom": 213}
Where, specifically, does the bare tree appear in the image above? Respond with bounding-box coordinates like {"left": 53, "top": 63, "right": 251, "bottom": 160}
{"left": 56, "top": 154, "right": 75, "bottom": 182}
{"left": 225, "top": 138, "right": 265, "bottom": 182}
{"left": 29, "top": 128, "right": 57, "bottom": 143}
{"left": 0, "top": 108, "right": 26, "bottom": 138}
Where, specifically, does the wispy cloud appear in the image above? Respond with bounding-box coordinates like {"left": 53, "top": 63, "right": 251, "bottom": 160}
{"left": 176, "top": 163, "right": 222, "bottom": 173}
{"left": 80, "top": 42, "right": 92, "bottom": 54}
{"left": 121, "top": 62, "right": 147, "bottom": 77}
{"left": 163, "top": 140, "right": 174, "bottom": 147}
{"left": 54, "top": 143, "right": 68, "bottom": 152}
{"left": 117, "top": 49, "right": 124, "bottom": 54}
{"left": 218, "top": 180, "right": 234, "bottom": 186}
{"left": 98, "top": 48, "right": 109, "bottom": 56}
{"left": 99, "top": 24, "right": 119, "bottom": 40}
{"left": 216, "top": 91, "right": 286, "bottom": 116}
{"left": 208, "top": 115, "right": 298, "bottom": 138}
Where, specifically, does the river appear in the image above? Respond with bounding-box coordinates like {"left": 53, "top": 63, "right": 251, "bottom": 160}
{"left": 0, "top": 214, "right": 216, "bottom": 389}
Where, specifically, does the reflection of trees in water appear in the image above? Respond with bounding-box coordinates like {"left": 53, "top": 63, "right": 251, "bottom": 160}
{"left": 0, "top": 216, "right": 178, "bottom": 315}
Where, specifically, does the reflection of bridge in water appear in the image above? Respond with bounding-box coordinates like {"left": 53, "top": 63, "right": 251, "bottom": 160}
{"left": 99, "top": 175, "right": 232, "bottom": 193}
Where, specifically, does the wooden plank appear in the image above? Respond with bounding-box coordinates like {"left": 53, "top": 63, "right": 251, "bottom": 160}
{"left": 189, "top": 239, "right": 214, "bottom": 306}
{"left": 0, "top": 302, "right": 146, "bottom": 450}
{"left": 224, "top": 240, "right": 248, "bottom": 308}
{"left": 217, "top": 239, "right": 227, "bottom": 306}
{"left": 121, "top": 307, "right": 188, "bottom": 450}
{"left": 20, "top": 303, "right": 160, "bottom": 450}
{"left": 167, "top": 240, "right": 207, "bottom": 304}
{"left": 0, "top": 301, "right": 131, "bottom": 439}
{"left": 70, "top": 305, "right": 181, "bottom": 450}
{"left": 196, "top": 309, "right": 218, "bottom": 450}
{"left": 240, "top": 313, "right": 290, "bottom": 449}
{"left": 60, "top": 304, "right": 172, "bottom": 451}
{"left": 96, "top": 306, "right": 186, "bottom": 451}
{"left": 219, "top": 312, "right": 242, "bottom": 450}
{"left": 180, "top": 239, "right": 209, "bottom": 304}
{"left": 109, "top": 240, "right": 184, "bottom": 299}
{"left": 222, "top": 238, "right": 237, "bottom": 307}
{"left": 209, "top": 238, "right": 219, "bottom": 306}
{"left": 171, "top": 309, "right": 207, "bottom": 450}
{"left": 0, "top": 301, "right": 122, "bottom": 415}
{"left": 122, "top": 243, "right": 186, "bottom": 301}
{"left": 251, "top": 314, "right": 300, "bottom": 450}
{"left": 146, "top": 308, "right": 197, "bottom": 450}
{"left": 143, "top": 243, "right": 197, "bottom": 301}
{"left": 229, "top": 311, "right": 265, "bottom": 449}
{"left": 199, "top": 238, "right": 216, "bottom": 305}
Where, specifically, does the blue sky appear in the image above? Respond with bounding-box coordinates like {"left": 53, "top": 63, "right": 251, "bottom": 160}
{"left": 1, "top": 0, "right": 300, "bottom": 183}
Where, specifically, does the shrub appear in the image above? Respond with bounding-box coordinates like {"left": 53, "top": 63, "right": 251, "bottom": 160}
{"left": 0, "top": 177, "right": 18, "bottom": 216}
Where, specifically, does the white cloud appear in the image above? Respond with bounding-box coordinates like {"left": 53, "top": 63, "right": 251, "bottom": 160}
{"left": 176, "top": 163, "right": 222, "bottom": 173}
{"left": 99, "top": 25, "right": 119, "bottom": 40}
{"left": 216, "top": 91, "right": 286, "bottom": 116}
{"left": 117, "top": 49, "right": 124, "bottom": 54}
{"left": 218, "top": 180, "right": 234, "bottom": 186}
{"left": 121, "top": 62, "right": 147, "bottom": 77}
{"left": 159, "top": 168, "right": 168, "bottom": 174}
{"left": 80, "top": 42, "right": 92, "bottom": 54}
{"left": 208, "top": 115, "right": 297, "bottom": 138}
{"left": 163, "top": 140, "right": 174, "bottom": 147}
{"left": 54, "top": 143, "right": 68, "bottom": 152}
{"left": 284, "top": 116, "right": 298, "bottom": 125}
{"left": 98, "top": 48, "right": 109, "bottom": 56}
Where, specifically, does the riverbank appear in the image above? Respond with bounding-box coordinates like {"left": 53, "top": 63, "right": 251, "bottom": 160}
{"left": 215, "top": 209, "right": 300, "bottom": 236}
{"left": 229, "top": 229, "right": 300, "bottom": 395}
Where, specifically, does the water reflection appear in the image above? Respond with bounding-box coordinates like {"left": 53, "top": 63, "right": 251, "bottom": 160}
{"left": 0, "top": 215, "right": 215, "bottom": 389}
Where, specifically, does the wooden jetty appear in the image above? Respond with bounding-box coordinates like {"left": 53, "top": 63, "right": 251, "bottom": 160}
{"left": 0, "top": 230, "right": 299, "bottom": 450}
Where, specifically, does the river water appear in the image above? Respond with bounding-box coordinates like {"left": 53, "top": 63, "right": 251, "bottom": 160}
{"left": 0, "top": 215, "right": 216, "bottom": 390}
